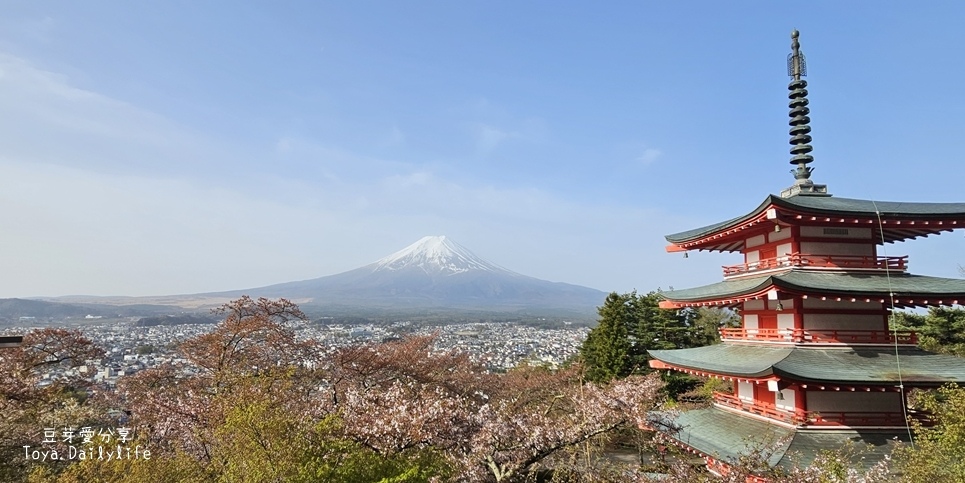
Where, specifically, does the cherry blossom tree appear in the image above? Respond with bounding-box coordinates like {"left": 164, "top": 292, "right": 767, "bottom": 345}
{"left": 117, "top": 297, "right": 318, "bottom": 459}
{"left": 462, "top": 366, "right": 662, "bottom": 482}
{"left": 0, "top": 329, "right": 104, "bottom": 481}
{"left": 92, "top": 298, "right": 669, "bottom": 482}
{"left": 322, "top": 334, "right": 665, "bottom": 482}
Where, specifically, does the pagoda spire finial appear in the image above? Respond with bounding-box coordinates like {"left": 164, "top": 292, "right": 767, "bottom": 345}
{"left": 789, "top": 29, "right": 805, "bottom": 81}
{"left": 781, "top": 29, "right": 829, "bottom": 198}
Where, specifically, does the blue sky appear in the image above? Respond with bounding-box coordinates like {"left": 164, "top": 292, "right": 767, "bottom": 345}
{"left": 2, "top": 1, "right": 964, "bottom": 297}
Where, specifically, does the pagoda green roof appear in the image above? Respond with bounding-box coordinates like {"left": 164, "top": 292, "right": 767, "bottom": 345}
{"left": 653, "top": 407, "right": 906, "bottom": 471}
{"left": 661, "top": 271, "right": 965, "bottom": 306}
{"left": 649, "top": 343, "right": 965, "bottom": 385}
{"left": 650, "top": 344, "right": 791, "bottom": 378}
{"left": 666, "top": 194, "right": 965, "bottom": 245}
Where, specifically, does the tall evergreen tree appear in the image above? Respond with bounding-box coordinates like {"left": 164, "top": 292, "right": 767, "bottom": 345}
{"left": 581, "top": 290, "right": 692, "bottom": 383}
{"left": 629, "top": 291, "right": 687, "bottom": 355}
{"left": 679, "top": 306, "right": 740, "bottom": 347}
{"left": 580, "top": 292, "right": 633, "bottom": 382}
{"left": 581, "top": 291, "right": 739, "bottom": 388}
{"left": 893, "top": 306, "right": 965, "bottom": 357}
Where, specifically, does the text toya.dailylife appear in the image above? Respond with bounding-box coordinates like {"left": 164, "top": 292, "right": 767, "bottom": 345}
{"left": 23, "top": 444, "right": 151, "bottom": 462}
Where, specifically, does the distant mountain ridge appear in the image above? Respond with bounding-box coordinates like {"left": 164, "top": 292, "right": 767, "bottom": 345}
{"left": 213, "top": 236, "right": 606, "bottom": 314}
{"left": 0, "top": 298, "right": 171, "bottom": 322}
{"left": 25, "top": 236, "right": 607, "bottom": 318}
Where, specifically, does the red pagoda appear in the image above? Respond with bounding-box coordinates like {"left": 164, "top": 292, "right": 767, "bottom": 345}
{"left": 648, "top": 30, "right": 965, "bottom": 476}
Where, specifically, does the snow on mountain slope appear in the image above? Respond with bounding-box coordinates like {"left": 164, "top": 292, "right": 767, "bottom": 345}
{"left": 36, "top": 236, "right": 608, "bottom": 316}
{"left": 372, "top": 236, "right": 509, "bottom": 275}
{"left": 203, "top": 235, "right": 606, "bottom": 314}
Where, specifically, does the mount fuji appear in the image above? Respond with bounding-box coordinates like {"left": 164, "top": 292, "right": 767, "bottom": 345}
{"left": 219, "top": 236, "right": 607, "bottom": 314}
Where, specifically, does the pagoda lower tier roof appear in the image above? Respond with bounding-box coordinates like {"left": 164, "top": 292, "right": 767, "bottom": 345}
{"left": 665, "top": 194, "right": 965, "bottom": 251}
{"left": 648, "top": 343, "right": 965, "bottom": 386}
{"left": 659, "top": 270, "right": 965, "bottom": 308}
{"left": 651, "top": 407, "right": 907, "bottom": 472}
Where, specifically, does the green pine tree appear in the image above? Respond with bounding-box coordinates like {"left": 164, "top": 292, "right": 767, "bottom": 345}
{"left": 580, "top": 291, "right": 740, "bottom": 398}
{"left": 580, "top": 292, "right": 633, "bottom": 383}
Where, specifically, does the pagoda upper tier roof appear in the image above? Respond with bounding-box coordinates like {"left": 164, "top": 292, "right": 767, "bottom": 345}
{"left": 648, "top": 343, "right": 965, "bottom": 386}
{"left": 659, "top": 271, "right": 965, "bottom": 308}
{"left": 650, "top": 407, "right": 905, "bottom": 472}
{"left": 666, "top": 194, "right": 965, "bottom": 251}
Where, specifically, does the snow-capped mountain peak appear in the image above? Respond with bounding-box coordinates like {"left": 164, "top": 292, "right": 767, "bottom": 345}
{"left": 372, "top": 236, "right": 506, "bottom": 275}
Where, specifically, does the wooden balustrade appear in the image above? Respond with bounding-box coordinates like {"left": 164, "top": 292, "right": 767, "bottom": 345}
{"left": 807, "top": 411, "right": 917, "bottom": 427}
{"left": 723, "top": 253, "right": 908, "bottom": 277}
{"left": 713, "top": 392, "right": 932, "bottom": 427}
{"left": 719, "top": 328, "right": 918, "bottom": 345}
{"left": 713, "top": 392, "right": 804, "bottom": 425}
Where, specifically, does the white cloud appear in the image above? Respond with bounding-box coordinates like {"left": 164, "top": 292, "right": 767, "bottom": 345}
{"left": 0, "top": 152, "right": 671, "bottom": 296}
{"left": 473, "top": 123, "right": 516, "bottom": 153}
{"left": 0, "top": 160, "right": 331, "bottom": 296}
{"left": 385, "top": 124, "right": 405, "bottom": 146}
{"left": 275, "top": 137, "right": 294, "bottom": 153}
{"left": 0, "top": 52, "right": 689, "bottom": 297}
{"left": 0, "top": 52, "right": 219, "bottom": 177}
{"left": 383, "top": 171, "right": 433, "bottom": 188}
{"left": 637, "top": 147, "right": 662, "bottom": 165}
{"left": 0, "top": 14, "right": 57, "bottom": 45}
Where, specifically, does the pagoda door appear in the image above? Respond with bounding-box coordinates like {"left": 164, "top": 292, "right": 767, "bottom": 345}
{"left": 760, "top": 246, "right": 777, "bottom": 269}
{"left": 759, "top": 314, "right": 778, "bottom": 330}
{"left": 755, "top": 384, "right": 776, "bottom": 409}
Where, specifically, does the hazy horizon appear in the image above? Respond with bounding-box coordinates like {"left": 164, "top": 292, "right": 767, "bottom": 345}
{"left": 3, "top": 2, "right": 965, "bottom": 298}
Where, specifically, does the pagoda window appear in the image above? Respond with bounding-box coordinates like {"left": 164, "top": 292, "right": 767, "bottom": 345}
{"left": 744, "top": 300, "right": 766, "bottom": 311}
{"left": 800, "top": 226, "right": 873, "bottom": 240}
{"left": 802, "top": 299, "right": 883, "bottom": 310}
{"left": 737, "top": 381, "right": 754, "bottom": 402}
{"left": 765, "top": 298, "right": 794, "bottom": 311}
{"left": 803, "top": 312, "right": 887, "bottom": 331}
{"left": 778, "top": 242, "right": 793, "bottom": 256}
{"left": 799, "top": 241, "right": 875, "bottom": 258}
{"left": 769, "top": 228, "right": 792, "bottom": 243}
{"left": 746, "top": 234, "right": 766, "bottom": 248}
{"left": 743, "top": 241, "right": 794, "bottom": 271}
{"left": 744, "top": 313, "right": 759, "bottom": 329}
{"left": 777, "top": 313, "right": 795, "bottom": 331}
{"left": 807, "top": 391, "right": 903, "bottom": 414}
{"left": 743, "top": 300, "right": 764, "bottom": 329}
{"left": 775, "top": 388, "right": 796, "bottom": 412}
{"left": 745, "top": 249, "right": 760, "bottom": 269}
